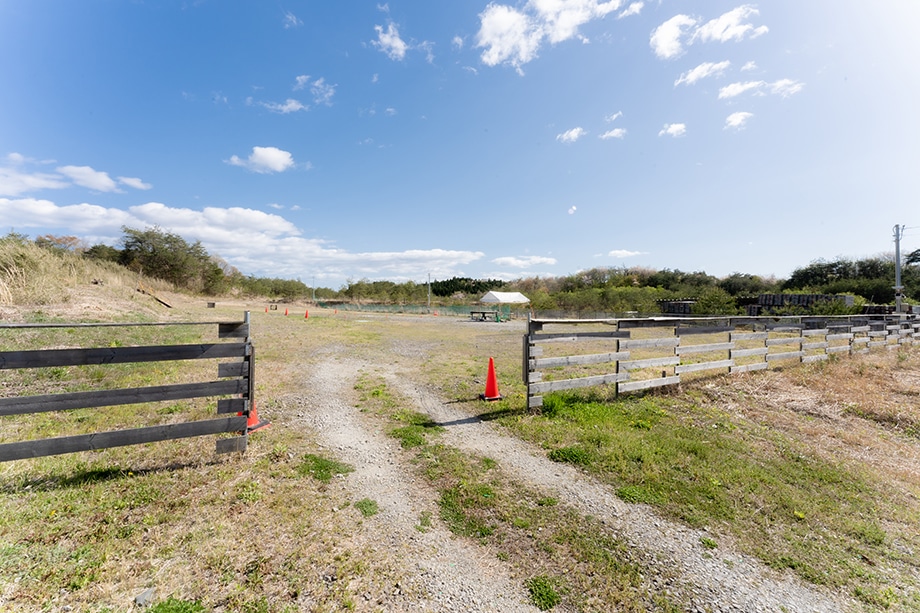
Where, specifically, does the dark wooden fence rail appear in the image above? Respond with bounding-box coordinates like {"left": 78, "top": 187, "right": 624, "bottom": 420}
{"left": 523, "top": 314, "right": 919, "bottom": 409}
{"left": 0, "top": 312, "right": 254, "bottom": 462}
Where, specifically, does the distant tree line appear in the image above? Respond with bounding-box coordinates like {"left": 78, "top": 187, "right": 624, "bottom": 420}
{"left": 20, "top": 229, "right": 918, "bottom": 313}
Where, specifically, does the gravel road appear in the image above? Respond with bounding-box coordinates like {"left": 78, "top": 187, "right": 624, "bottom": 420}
{"left": 291, "top": 338, "right": 857, "bottom": 613}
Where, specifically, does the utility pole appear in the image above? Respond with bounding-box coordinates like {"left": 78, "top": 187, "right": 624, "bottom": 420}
{"left": 894, "top": 224, "right": 904, "bottom": 314}
{"left": 427, "top": 273, "right": 431, "bottom": 312}
{"left": 312, "top": 276, "right": 316, "bottom": 302}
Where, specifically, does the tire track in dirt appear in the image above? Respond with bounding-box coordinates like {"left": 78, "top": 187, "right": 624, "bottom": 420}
{"left": 379, "top": 366, "right": 855, "bottom": 613}
{"left": 298, "top": 354, "right": 540, "bottom": 613}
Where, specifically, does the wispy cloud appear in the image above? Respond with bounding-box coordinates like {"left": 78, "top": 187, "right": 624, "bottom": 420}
{"left": 476, "top": 0, "right": 622, "bottom": 73}
{"left": 651, "top": 5, "right": 767, "bottom": 60}
{"left": 310, "top": 78, "right": 336, "bottom": 105}
{"left": 725, "top": 111, "right": 754, "bottom": 130}
{"left": 492, "top": 255, "right": 557, "bottom": 267}
{"left": 57, "top": 165, "right": 120, "bottom": 192}
{"left": 658, "top": 123, "right": 686, "bottom": 137}
{"left": 226, "top": 146, "right": 297, "bottom": 174}
{"left": 261, "top": 98, "right": 308, "bottom": 113}
{"left": 557, "top": 127, "right": 588, "bottom": 143}
{"left": 599, "top": 128, "right": 627, "bottom": 140}
{"left": 618, "top": 2, "right": 643, "bottom": 19}
{"left": 609, "top": 249, "right": 644, "bottom": 258}
{"left": 117, "top": 176, "right": 152, "bottom": 190}
{"left": 568, "top": 205, "right": 577, "bottom": 215}
{"left": 282, "top": 10, "right": 302, "bottom": 29}
{"left": 718, "top": 79, "right": 804, "bottom": 99}
{"left": 605, "top": 110, "right": 623, "bottom": 122}
{"left": 674, "top": 60, "right": 731, "bottom": 87}
{"left": 373, "top": 22, "right": 409, "bottom": 60}
{"left": 0, "top": 157, "right": 151, "bottom": 196}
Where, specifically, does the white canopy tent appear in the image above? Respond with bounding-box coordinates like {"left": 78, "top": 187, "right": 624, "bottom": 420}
{"left": 479, "top": 291, "right": 530, "bottom": 304}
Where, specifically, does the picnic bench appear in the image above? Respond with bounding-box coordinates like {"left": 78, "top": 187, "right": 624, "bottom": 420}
{"left": 470, "top": 310, "right": 500, "bottom": 322}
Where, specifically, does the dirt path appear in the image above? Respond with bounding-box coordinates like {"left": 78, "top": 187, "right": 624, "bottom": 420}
{"left": 293, "top": 338, "right": 855, "bottom": 612}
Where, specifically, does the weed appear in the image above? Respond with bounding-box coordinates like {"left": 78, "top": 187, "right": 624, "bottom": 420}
{"left": 526, "top": 575, "right": 561, "bottom": 610}
{"left": 149, "top": 597, "right": 207, "bottom": 613}
{"left": 416, "top": 510, "right": 433, "bottom": 532}
{"left": 297, "top": 453, "right": 355, "bottom": 483}
{"left": 547, "top": 445, "right": 594, "bottom": 465}
{"left": 700, "top": 537, "right": 718, "bottom": 550}
{"left": 354, "top": 498, "right": 380, "bottom": 517}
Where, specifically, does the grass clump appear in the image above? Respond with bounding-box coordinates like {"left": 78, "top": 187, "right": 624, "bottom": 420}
{"left": 297, "top": 453, "right": 354, "bottom": 483}
{"left": 354, "top": 498, "right": 380, "bottom": 517}
{"left": 526, "top": 575, "right": 561, "bottom": 610}
{"left": 149, "top": 597, "right": 207, "bottom": 613}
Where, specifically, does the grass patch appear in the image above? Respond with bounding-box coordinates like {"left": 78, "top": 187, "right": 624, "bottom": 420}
{"left": 297, "top": 453, "right": 355, "bottom": 483}
{"left": 526, "top": 575, "right": 561, "bottom": 610}
{"left": 354, "top": 498, "right": 379, "bottom": 517}
{"left": 498, "top": 389, "right": 920, "bottom": 604}
{"left": 150, "top": 597, "right": 207, "bottom": 613}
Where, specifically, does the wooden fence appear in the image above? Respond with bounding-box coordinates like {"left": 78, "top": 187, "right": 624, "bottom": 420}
{"left": 523, "top": 314, "right": 920, "bottom": 409}
{"left": 0, "top": 313, "right": 255, "bottom": 462}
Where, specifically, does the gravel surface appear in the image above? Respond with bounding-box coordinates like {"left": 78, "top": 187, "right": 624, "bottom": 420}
{"left": 293, "top": 338, "right": 858, "bottom": 613}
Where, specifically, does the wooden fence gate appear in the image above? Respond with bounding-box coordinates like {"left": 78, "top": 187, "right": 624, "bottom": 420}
{"left": 0, "top": 312, "right": 255, "bottom": 462}
{"left": 523, "top": 314, "right": 920, "bottom": 409}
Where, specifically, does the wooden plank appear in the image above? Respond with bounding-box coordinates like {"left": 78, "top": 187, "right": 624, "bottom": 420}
{"left": 528, "top": 395, "right": 544, "bottom": 409}
{"left": 802, "top": 329, "right": 829, "bottom": 337}
{"left": 675, "top": 326, "right": 732, "bottom": 335}
{"left": 826, "top": 333, "right": 853, "bottom": 341}
{"left": 826, "top": 345, "right": 851, "bottom": 354}
{"left": 530, "top": 372, "right": 628, "bottom": 394}
{"left": 867, "top": 341, "right": 888, "bottom": 348}
{"left": 766, "top": 337, "right": 803, "bottom": 347}
{"left": 532, "top": 352, "right": 628, "bottom": 369}
{"left": 731, "top": 332, "right": 768, "bottom": 341}
{"left": 0, "top": 416, "right": 248, "bottom": 462}
{"left": 766, "top": 325, "right": 804, "bottom": 332}
{"left": 851, "top": 326, "right": 871, "bottom": 333}
{"left": 802, "top": 354, "right": 828, "bottom": 364}
{"left": 852, "top": 337, "right": 870, "bottom": 344}
{"left": 527, "top": 345, "right": 544, "bottom": 357}
{"left": 618, "top": 376, "right": 680, "bottom": 393}
{"left": 0, "top": 343, "right": 248, "bottom": 370}
{"left": 675, "top": 359, "right": 734, "bottom": 374}
{"left": 731, "top": 362, "right": 769, "bottom": 374}
{"left": 620, "top": 338, "right": 679, "bottom": 350}
{"left": 802, "top": 342, "right": 828, "bottom": 351}
{"left": 620, "top": 356, "right": 680, "bottom": 370}
{"left": 676, "top": 342, "right": 734, "bottom": 356}
{"left": 217, "top": 398, "right": 246, "bottom": 414}
{"left": 529, "top": 371, "right": 543, "bottom": 382}
{"left": 766, "top": 351, "right": 804, "bottom": 362}
{"left": 530, "top": 331, "right": 629, "bottom": 343}
{"left": 216, "top": 435, "right": 248, "bottom": 454}
{"left": 0, "top": 379, "right": 246, "bottom": 416}
{"left": 218, "top": 360, "right": 249, "bottom": 378}
{"left": 731, "top": 347, "right": 769, "bottom": 358}
{"left": 219, "top": 322, "right": 250, "bottom": 339}
{"left": 868, "top": 331, "right": 887, "bottom": 338}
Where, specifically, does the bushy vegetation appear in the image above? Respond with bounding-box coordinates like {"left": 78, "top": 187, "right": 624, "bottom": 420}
{"left": 4, "top": 229, "right": 915, "bottom": 313}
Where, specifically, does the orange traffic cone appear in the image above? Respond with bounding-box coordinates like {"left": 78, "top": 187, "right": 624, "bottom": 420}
{"left": 284, "top": 308, "right": 289, "bottom": 316}
{"left": 264, "top": 306, "right": 268, "bottom": 313}
{"left": 239, "top": 401, "right": 270, "bottom": 433}
{"left": 305, "top": 309, "right": 309, "bottom": 318}
{"left": 480, "top": 357, "right": 502, "bottom": 401}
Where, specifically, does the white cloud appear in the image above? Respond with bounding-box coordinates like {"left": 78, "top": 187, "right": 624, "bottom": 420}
{"left": 651, "top": 6, "right": 768, "bottom": 60}
{"left": 605, "top": 110, "right": 623, "bottom": 122}
{"left": 492, "top": 255, "right": 557, "bottom": 267}
{"left": 117, "top": 176, "right": 152, "bottom": 190}
{"left": 725, "top": 111, "right": 754, "bottom": 130}
{"left": 741, "top": 60, "right": 757, "bottom": 71}
{"left": 385, "top": 107, "right": 397, "bottom": 116}
{"left": 476, "top": 0, "right": 622, "bottom": 72}
{"left": 658, "top": 123, "right": 686, "bottom": 137}
{"left": 261, "top": 98, "right": 308, "bottom": 113}
{"left": 0, "top": 166, "right": 69, "bottom": 197}
{"left": 310, "top": 78, "right": 336, "bottom": 105}
{"left": 599, "top": 128, "right": 627, "bottom": 140}
{"left": 674, "top": 60, "right": 731, "bottom": 86}
{"left": 557, "top": 127, "right": 587, "bottom": 143}
{"left": 770, "top": 78, "right": 805, "bottom": 98}
{"left": 373, "top": 22, "right": 408, "bottom": 60}
{"left": 282, "top": 11, "right": 302, "bottom": 29}
{"left": 718, "top": 80, "right": 765, "bottom": 99}
{"left": 226, "top": 146, "right": 296, "bottom": 174}
{"left": 57, "top": 165, "right": 120, "bottom": 192}
{"left": 649, "top": 14, "right": 698, "bottom": 59}
{"left": 293, "top": 75, "right": 310, "bottom": 90}
{"left": 618, "top": 2, "right": 643, "bottom": 19}
{"left": 568, "top": 205, "right": 577, "bottom": 215}
{"left": 718, "top": 79, "right": 804, "bottom": 99}
{"left": 418, "top": 41, "right": 436, "bottom": 64}
{"left": 694, "top": 5, "right": 768, "bottom": 45}
{"left": 452, "top": 35, "right": 464, "bottom": 50}
{"left": 609, "top": 249, "right": 643, "bottom": 258}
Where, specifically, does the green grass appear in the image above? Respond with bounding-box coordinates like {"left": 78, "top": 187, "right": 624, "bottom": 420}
{"left": 354, "top": 498, "right": 379, "bottom": 517}
{"left": 499, "top": 390, "right": 920, "bottom": 607}
{"left": 297, "top": 453, "right": 355, "bottom": 483}
{"left": 526, "top": 575, "right": 561, "bottom": 610}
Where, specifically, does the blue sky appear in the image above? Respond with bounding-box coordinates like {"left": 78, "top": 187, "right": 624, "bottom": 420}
{"left": 2, "top": 1, "right": 919, "bottom": 289}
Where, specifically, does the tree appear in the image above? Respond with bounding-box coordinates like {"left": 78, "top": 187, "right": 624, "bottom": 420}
{"left": 119, "top": 226, "right": 217, "bottom": 291}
